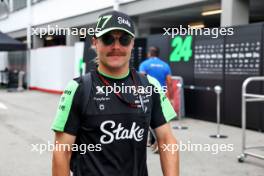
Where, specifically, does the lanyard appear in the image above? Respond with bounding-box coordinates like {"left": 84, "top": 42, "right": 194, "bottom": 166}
{"left": 96, "top": 69, "right": 146, "bottom": 112}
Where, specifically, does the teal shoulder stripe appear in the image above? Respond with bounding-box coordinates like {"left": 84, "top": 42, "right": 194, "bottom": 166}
{"left": 51, "top": 80, "right": 79, "bottom": 132}
{"left": 147, "top": 75, "right": 177, "bottom": 122}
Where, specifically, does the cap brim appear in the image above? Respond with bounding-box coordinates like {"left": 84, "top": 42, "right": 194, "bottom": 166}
{"left": 95, "top": 27, "right": 135, "bottom": 38}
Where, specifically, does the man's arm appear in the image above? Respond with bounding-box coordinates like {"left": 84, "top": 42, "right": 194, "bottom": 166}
{"left": 52, "top": 132, "right": 76, "bottom": 176}
{"left": 155, "top": 123, "right": 179, "bottom": 176}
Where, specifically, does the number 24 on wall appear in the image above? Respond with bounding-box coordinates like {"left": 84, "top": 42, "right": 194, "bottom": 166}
{"left": 169, "top": 36, "right": 193, "bottom": 62}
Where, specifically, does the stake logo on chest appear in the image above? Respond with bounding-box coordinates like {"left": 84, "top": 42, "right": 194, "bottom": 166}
{"left": 100, "top": 120, "right": 145, "bottom": 144}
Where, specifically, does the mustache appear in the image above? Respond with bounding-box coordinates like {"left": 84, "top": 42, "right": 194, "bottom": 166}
{"left": 107, "top": 51, "right": 126, "bottom": 56}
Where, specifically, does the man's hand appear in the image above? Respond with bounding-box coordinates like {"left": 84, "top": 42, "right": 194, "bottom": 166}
{"left": 155, "top": 123, "right": 179, "bottom": 176}
{"left": 52, "top": 132, "right": 76, "bottom": 176}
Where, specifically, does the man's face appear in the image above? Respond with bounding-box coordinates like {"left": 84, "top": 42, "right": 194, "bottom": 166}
{"left": 93, "top": 30, "right": 134, "bottom": 70}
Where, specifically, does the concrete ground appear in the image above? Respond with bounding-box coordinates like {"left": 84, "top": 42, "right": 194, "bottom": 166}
{"left": 0, "top": 89, "right": 263, "bottom": 176}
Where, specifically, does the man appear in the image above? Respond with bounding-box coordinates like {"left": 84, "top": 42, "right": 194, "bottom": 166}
{"left": 139, "top": 47, "right": 173, "bottom": 153}
{"left": 139, "top": 46, "right": 172, "bottom": 88}
{"left": 52, "top": 11, "right": 179, "bottom": 176}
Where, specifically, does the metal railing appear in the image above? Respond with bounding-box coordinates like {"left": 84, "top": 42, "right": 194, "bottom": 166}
{"left": 184, "top": 84, "right": 227, "bottom": 138}
{"left": 171, "top": 76, "right": 187, "bottom": 130}
{"left": 238, "top": 76, "right": 264, "bottom": 162}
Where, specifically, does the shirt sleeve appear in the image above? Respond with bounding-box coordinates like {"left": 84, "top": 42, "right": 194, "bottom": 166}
{"left": 147, "top": 75, "right": 176, "bottom": 129}
{"left": 51, "top": 79, "right": 82, "bottom": 136}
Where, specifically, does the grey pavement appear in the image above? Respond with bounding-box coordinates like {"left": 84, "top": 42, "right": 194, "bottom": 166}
{"left": 0, "top": 89, "right": 264, "bottom": 176}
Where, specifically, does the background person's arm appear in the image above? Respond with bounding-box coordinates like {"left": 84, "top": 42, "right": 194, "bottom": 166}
{"left": 155, "top": 123, "right": 179, "bottom": 176}
{"left": 166, "top": 75, "right": 173, "bottom": 102}
{"left": 52, "top": 132, "right": 76, "bottom": 176}
{"left": 165, "top": 63, "right": 173, "bottom": 101}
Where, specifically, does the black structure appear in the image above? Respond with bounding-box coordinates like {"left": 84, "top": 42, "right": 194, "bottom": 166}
{"left": 191, "top": 34, "right": 225, "bottom": 123}
{"left": 146, "top": 23, "right": 264, "bottom": 131}
{"left": 223, "top": 23, "right": 263, "bottom": 130}
{"left": 0, "top": 31, "right": 26, "bottom": 51}
{"left": 130, "top": 38, "right": 147, "bottom": 70}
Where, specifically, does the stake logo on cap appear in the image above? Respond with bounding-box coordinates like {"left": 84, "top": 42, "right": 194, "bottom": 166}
{"left": 95, "top": 11, "right": 135, "bottom": 38}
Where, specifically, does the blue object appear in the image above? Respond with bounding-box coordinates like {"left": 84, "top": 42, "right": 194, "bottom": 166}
{"left": 139, "top": 57, "right": 171, "bottom": 87}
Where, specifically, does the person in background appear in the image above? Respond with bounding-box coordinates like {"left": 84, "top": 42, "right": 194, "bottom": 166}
{"left": 139, "top": 46, "right": 173, "bottom": 153}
